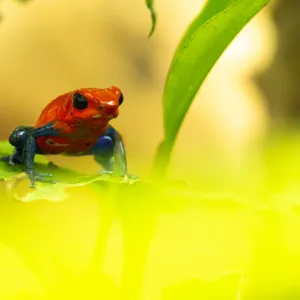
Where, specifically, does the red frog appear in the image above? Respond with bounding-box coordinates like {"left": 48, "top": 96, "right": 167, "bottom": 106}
{"left": 0, "top": 87, "right": 132, "bottom": 187}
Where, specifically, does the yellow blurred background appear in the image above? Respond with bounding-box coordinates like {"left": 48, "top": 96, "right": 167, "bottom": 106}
{"left": 1, "top": 1, "right": 296, "bottom": 300}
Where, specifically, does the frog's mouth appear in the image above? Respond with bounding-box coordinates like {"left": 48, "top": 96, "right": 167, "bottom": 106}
{"left": 92, "top": 114, "right": 103, "bottom": 119}
{"left": 92, "top": 111, "right": 119, "bottom": 120}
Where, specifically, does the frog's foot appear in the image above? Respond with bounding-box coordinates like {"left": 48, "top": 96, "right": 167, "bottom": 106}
{"left": 25, "top": 169, "right": 56, "bottom": 188}
{"left": 120, "top": 174, "right": 139, "bottom": 183}
{"left": 97, "top": 170, "right": 115, "bottom": 176}
{"left": 127, "top": 174, "right": 139, "bottom": 180}
{"left": 0, "top": 155, "right": 15, "bottom": 166}
{"left": 0, "top": 154, "right": 23, "bottom": 166}
{"left": 97, "top": 170, "right": 138, "bottom": 182}
{"left": 0, "top": 156, "right": 10, "bottom": 162}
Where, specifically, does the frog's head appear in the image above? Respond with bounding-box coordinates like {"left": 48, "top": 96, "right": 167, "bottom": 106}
{"left": 67, "top": 86, "right": 124, "bottom": 124}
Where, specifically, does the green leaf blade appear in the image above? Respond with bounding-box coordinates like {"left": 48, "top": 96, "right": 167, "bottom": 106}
{"left": 163, "top": 0, "right": 269, "bottom": 151}
{"left": 175, "top": 0, "right": 238, "bottom": 56}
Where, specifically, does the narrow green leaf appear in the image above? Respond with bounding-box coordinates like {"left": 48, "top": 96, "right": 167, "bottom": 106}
{"left": 154, "top": 0, "right": 269, "bottom": 177}
{"left": 176, "top": 0, "right": 238, "bottom": 55}
{"left": 146, "top": 0, "right": 156, "bottom": 37}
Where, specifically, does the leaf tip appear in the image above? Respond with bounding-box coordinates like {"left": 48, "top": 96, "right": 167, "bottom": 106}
{"left": 146, "top": 1, "right": 156, "bottom": 37}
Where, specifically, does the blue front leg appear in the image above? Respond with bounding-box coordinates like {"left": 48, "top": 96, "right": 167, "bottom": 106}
{"left": 8, "top": 123, "right": 59, "bottom": 187}
{"left": 24, "top": 122, "right": 60, "bottom": 187}
{"left": 0, "top": 126, "right": 33, "bottom": 165}
{"left": 0, "top": 123, "right": 58, "bottom": 187}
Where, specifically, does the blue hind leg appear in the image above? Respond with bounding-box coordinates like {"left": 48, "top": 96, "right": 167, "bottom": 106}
{"left": 90, "top": 126, "right": 128, "bottom": 177}
{"left": 67, "top": 126, "right": 134, "bottom": 179}
{"left": 62, "top": 134, "right": 115, "bottom": 171}
{"left": 91, "top": 136, "right": 114, "bottom": 172}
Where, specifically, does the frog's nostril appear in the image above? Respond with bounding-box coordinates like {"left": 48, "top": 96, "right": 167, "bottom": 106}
{"left": 98, "top": 106, "right": 103, "bottom": 110}
{"left": 106, "top": 106, "right": 116, "bottom": 114}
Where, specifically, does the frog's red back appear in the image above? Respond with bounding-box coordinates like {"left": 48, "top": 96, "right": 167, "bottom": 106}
{"left": 35, "top": 92, "right": 72, "bottom": 128}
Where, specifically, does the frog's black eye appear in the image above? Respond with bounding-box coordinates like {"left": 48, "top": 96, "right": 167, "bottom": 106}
{"left": 73, "top": 93, "right": 88, "bottom": 110}
{"left": 119, "top": 93, "right": 124, "bottom": 106}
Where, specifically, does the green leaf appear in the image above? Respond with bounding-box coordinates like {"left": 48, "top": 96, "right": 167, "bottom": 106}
{"left": 154, "top": 0, "right": 269, "bottom": 177}
{"left": 19, "top": 175, "right": 107, "bottom": 202}
{"left": 0, "top": 141, "right": 138, "bottom": 202}
{"left": 146, "top": 0, "right": 156, "bottom": 37}
{"left": 177, "top": 0, "right": 239, "bottom": 55}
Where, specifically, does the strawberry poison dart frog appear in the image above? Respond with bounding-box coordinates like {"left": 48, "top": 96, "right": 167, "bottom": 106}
{"left": 0, "top": 87, "right": 130, "bottom": 187}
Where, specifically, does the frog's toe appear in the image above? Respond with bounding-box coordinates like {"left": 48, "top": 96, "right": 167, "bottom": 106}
{"left": 120, "top": 174, "right": 139, "bottom": 183}
{"left": 97, "top": 170, "right": 139, "bottom": 183}
{"left": 0, "top": 156, "right": 9, "bottom": 162}
{"left": 0, "top": 156, "right": 16, "bottom": 166}
{"left": 97, "top": 170, "right": 128, "bottom": 178}
{"left": 127, "top": 174, "right": 139, "bottom": 180}
{"left": 97, "top": 170, "right": 113, "bottom": 176}
{"left": 37, "top": 172, "right": 53, "bottom": 177}
{"left": 26, "top": 169, "right": 56, "bottom": 188}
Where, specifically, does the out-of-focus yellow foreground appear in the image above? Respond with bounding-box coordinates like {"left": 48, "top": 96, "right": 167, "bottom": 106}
{"left": 1, "top": 0, "right": 299, "bottom": 299}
